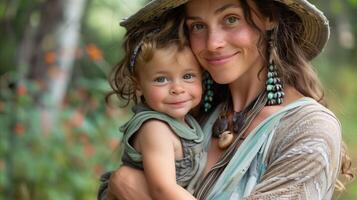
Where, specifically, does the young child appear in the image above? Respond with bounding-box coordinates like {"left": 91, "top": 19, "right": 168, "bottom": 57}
{"left": 104, "top": 17, "right": 205, "bottom": 200}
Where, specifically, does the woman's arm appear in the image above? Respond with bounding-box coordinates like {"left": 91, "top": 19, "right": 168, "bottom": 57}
{"left": 108, "top": 166, "right": 152, "bottom": 200}
{"left": 137, "top": 120, "right": 196, "bottom": 200}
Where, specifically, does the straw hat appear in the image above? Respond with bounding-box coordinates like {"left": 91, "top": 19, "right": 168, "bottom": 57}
{"left": 120, "top": 0, "right": 329, "bottom": 60}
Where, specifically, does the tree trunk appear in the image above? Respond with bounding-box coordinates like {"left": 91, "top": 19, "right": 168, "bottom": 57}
{"left": 44, "top": 0, "right": 87, "bottom": 130}
{"left": 16, "top": 0, "right": 87, "bottom": 131}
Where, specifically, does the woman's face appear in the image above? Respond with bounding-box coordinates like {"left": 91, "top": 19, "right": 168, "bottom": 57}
{"left": 185, "top": 0, "right": 273, "bottom": 85}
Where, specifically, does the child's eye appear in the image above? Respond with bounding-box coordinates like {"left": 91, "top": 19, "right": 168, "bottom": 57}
{"left": 153, "top": 76, "right": 168, "bottom": 84}
{"left": 183, "top": 73, "right": 196, "bottom": 81}
{"left": 224, "top": 16, "right": 239, "bottom": 25}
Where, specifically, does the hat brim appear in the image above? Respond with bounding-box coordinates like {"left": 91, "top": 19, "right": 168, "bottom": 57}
{"left": 275, "top": 0, "right": 329, "bottom": 60}
{"left": 120, "top": 0, "right": 189, "bottom": 29}
{"left": 121, "top": 0, "right": 329, "bottom": 60}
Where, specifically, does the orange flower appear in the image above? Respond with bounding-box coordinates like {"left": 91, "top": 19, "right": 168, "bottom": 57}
{"left": 94, "top": 164, "right": 103, "bottom": 176}
{"left": 16, "top": 84, "right": 27, "bottom": 96}
{"left": 108, "top": 139, "right": 120, "bottom": 151}
{"left": 85, "top": 44, "right": 103, "bottom": 61}
{"left": 44, "top": 51, "right": 57, "bottom": 65}
{"left": 14, "top": 122, "right": 25, "bottom": 136}
{"left": 70, "top": 109, "right": 84, "bottom": 128}
{"left": 84, "top": 143, "right": 96, "bottom": 157}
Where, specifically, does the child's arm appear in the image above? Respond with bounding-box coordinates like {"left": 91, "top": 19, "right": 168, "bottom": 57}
{"left": 134, "top": 120, "right": 196, "bottom": 200}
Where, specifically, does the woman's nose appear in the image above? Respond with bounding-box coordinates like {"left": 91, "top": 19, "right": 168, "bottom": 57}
{"left": 206, "top": 29, "right": 226, "bottom": 51}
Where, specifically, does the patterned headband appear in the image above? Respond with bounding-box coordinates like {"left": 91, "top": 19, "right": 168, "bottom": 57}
{"left": 128, "top": 40, "right": 143, "bottom": 73}
{"left": 128, "top": 28, "right": 161, "bottom": 73}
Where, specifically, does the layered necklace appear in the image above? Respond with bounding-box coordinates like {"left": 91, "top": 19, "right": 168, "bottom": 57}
{"left": 211, "top": 91, "right": 267, "bottom": 149}
{"left": 192, "top": 91, "right": 267, "bottom": 199}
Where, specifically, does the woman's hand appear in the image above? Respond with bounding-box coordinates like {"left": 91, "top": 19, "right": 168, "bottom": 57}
{"left": 108, "top": 166, "right": 152, "bottom": 200}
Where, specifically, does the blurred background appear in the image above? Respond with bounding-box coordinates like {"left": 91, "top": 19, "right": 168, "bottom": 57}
{"left": 0, "top": 0, "right": 356, "bottom": 199}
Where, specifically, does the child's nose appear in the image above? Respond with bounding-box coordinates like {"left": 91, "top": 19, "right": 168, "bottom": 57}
{"left": 169, "top": 83, "right": 185, "bottom": 95}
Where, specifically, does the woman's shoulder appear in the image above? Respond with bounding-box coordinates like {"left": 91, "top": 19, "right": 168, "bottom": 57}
{"left": 275, "top": 87, "right": 338, "bottom": 125}
{"left": 280, "top": 98, "right": 341, "bottom": 135}
{"left": 259, "top": 100, "right": 343, "bottom": 198}
{"left": 270, "top": 98, "right": 342, "bottom": 156}
{"left": 284, "top": 98, "right": 338, "bottom": 121}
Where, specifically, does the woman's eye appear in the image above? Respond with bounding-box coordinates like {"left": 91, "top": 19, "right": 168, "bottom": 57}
{"left": 191, "top": 23, "right": 206, "bottom": 32}
{"left": 154, "top": 76, "right": 168, "bottom": 84}
{"left": 225, "top": 16, "right": 239, "bottom": 25}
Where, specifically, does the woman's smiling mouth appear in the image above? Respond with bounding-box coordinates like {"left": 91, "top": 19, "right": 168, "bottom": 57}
{"left": 205, "top": 52, "right": 240, "bottom": 65}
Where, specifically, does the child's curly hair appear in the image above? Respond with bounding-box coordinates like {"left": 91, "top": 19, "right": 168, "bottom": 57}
{"left": 107, "top": 6, "right": 187, "bottom": 107}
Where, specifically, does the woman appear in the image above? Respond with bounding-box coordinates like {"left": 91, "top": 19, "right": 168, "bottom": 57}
{"left": 102, "top": 0, "right": 353, "bottom": 199}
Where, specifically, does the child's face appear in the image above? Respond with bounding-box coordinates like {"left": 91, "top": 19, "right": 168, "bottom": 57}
{"left": 135, "top": 45, "right": 202, "bottom": 122}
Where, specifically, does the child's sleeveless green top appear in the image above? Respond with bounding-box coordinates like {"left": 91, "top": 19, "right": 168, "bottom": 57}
{"left": 120, "top": 104, "right": 205, "bottom": 189}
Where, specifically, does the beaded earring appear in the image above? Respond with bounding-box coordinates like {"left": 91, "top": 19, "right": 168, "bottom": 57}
{"left": 202, "top": 71, "right": 214, "bottom": 112}
{"left": 266, "top": 35, "right": 284, "bottom": 105}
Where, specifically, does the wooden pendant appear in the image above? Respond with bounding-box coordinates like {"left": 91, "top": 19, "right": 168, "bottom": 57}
{"left": 218, "top": 131, "right": 234, "bottom": 149}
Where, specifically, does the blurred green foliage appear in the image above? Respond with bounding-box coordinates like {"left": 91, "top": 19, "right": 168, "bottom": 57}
{"left": 0, "top": 75, "right": 126, "bottom": 200}
{"left": 0, "top": 0, "right": 141, "bottom": 199}
{"left": 0, "top": 0, "right": 356, "bottom": 199}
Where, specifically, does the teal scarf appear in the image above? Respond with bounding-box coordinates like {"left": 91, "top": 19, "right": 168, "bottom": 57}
{"left": 196, "top": 97, "right": 315, "bottom": 199}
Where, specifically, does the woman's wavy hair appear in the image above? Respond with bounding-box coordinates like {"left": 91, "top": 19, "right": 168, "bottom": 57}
{"left": 235, "top": 0, "right": 353, "bottom": 190}
{"left": 106, "top": 7, "right": 187, "bottom": 107}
